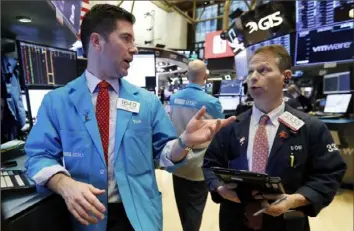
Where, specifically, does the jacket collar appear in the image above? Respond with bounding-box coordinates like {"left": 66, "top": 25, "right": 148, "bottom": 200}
{"left": 85, "top": 70, "right": 119, "bottom": 94}
{"left": 68, "top": 73, "right": 139, "bottom": 96}
{"left": 186, "top": 83, "right": 204, "bottom": 91}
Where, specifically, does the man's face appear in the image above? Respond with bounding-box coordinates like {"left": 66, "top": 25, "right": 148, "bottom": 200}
{"left": 247, "top": 52, "right": 286, "bottom": 102}
{"left": 99, "top": 20, "right": 138, "bottom": 78}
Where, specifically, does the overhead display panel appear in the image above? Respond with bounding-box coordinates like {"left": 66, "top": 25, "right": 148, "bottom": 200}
{"left": 296, "top": 0, "right": 354, "bottom": 31}
{"left": 51, "top": 0, "right": 83, "bottom": 35}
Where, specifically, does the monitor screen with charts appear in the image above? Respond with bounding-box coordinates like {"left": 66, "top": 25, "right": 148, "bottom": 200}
{"left": 324, "top": 94, "right": 352, "bottom": 113}
{"left": 18, "top": 41, "right": 77, "bottom": 86}
{"left": 28, "top": 89, "right": 52, "bottom": 121}
{"left": 219, "top": 96, "right": 239, "bottom": 111}
{"left": 219, "top": 79, "right": 242, "bottom": 96}
{"left": 323, "top": 71, "right": 352, "bottom": 94}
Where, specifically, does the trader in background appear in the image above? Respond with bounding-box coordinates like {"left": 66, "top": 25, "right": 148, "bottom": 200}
{"left": 169, "top": 59, "right": 224, "bottom": 231}
{"left": 287, "top": 84, "right": 313, "bottom": 112}
{"left": 203, "top": 45, "right": 346, "bottom": 231}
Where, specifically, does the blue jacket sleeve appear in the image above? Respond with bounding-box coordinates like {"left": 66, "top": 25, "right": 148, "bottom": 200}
{"left": 150, "top": 94, "right": 189, "bottom": 172}
{"left": 25, "top": 93, "right": 66, "bottom": 192}
{"left": 207, "top": 99, "right": 224, "bottom": 119}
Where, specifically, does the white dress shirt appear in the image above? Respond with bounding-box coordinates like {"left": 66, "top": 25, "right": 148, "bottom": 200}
{"left": 85, "top": 70, "right": 121, "bottom": 203}
{"left": 246, "top": 102, "right": 285, "bottom": 171}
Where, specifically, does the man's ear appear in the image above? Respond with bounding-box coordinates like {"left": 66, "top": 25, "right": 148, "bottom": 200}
{"left": 283, "top": 70, "right": 292, "bottom": 83}
{"left": 90, "top": 33, "right": 105, "bottom": 52}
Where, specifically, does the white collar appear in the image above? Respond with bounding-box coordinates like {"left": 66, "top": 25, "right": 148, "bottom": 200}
{"left": 251, "top": 102, "right": 285, "bottom": 126}
{"left": 85, "top": 70, "right": 119, "bottom": 94}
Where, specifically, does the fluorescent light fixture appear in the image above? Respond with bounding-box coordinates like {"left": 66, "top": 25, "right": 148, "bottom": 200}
{"left": 16, "top": 16, "right": 32, "bottom": 23}
{"left": 208, "top": 77, "right": 223, "bottom": 81}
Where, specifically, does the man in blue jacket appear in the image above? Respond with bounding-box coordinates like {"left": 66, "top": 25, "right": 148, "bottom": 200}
{"left": 169, "top": 59, "right": 224, "bottom": 231}
{"left": 25, "top": 4, "right": 235, "bottom": 231}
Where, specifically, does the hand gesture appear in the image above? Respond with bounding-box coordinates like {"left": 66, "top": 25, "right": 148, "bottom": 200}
{"left": 183, "top": 107, "right": 236, "bottom": 147}
{"left": 58, "top": 177, "right": 106, "bottom": 226}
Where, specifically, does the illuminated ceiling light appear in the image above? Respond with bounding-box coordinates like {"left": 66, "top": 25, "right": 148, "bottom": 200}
{"left": 16, "top": 16, "right": 32, "bottom": 23}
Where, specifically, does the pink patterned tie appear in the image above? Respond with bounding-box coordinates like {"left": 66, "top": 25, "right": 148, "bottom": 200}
{"left": 246, "top": 115, "right": 269, "bottom": 230}
{"left": 252, "top": 115, "right": 270, "bottom": 173}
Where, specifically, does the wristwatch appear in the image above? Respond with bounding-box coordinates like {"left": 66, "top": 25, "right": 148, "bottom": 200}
{"left": 178, "top": 136, "right": 192, "bottom": 152}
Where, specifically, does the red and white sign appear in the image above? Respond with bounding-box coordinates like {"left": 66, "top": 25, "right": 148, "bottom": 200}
{"left": 204, "top": 31, "right": 235, "bottom": 59}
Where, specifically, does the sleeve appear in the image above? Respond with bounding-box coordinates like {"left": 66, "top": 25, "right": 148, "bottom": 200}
{"left": 25, "top": 94, "right": 70, "bottom": 192}
{"left": 150, "top": 94, "right": 188, "bottom": 172}
{"left": 202, "top": 127, "right": 230, "bottom": 203}
{"left": 296, "top": 119, "right": 347, "bottom": 217}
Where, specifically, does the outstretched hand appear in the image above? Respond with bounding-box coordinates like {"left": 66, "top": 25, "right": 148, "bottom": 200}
{"left": 182, "top": 106, "right": 236, "bottom": 147}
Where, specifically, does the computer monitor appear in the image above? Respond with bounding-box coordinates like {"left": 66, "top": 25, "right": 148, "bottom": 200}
{"left": 219, "top": 96, "right": 240, "bottom": 111}
{"left": 124, "top": 54, "right": 155, "bottom": 87}
{"left": 324, "top": 94, "right": 352, "bottom": 113}
{"left": 17, "top": 41, "right": 77, "bottom": 86}
{"left": 296, "top": 0, "right": 354, "bottom": 32}
{"left": 323, "top": 71, "right": 351, "bottom": 94}
{"left": 247, "top": 34, "right": 291, "bottom": 60}
{"left": 28, "top": 89, "right": 52, "bottom": 121}
{"left": 219, "top": 79, "right": 242, "bottom": 96}
{"left": 295, "top": 22, "right": 354, "bottom": 65}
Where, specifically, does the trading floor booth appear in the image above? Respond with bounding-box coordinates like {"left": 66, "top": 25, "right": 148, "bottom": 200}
{"left": 1, "top": 40, "right": 78, "bottom": 230}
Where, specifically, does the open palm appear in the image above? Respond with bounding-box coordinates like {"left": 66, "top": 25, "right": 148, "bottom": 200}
{"left": 183, "top": 107, "right": 236, "bottom": 146}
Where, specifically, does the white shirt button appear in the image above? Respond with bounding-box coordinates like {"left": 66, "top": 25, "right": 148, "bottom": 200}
{"left": 100, "top": 169, "right": 105, "bottom": 175}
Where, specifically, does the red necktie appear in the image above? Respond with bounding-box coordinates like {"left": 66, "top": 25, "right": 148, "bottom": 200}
{"left": 246, "top": 115, "right": 270, "bottom": 230}
{"left": 96, "top": 81, "right": 110, "bottom": 165}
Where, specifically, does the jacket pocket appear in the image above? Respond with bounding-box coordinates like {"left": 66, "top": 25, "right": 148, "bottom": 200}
{"left": 124, "top": 127, "right": 153, "bottom": 176}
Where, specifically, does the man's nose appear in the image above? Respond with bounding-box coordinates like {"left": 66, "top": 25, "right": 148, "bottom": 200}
{"left": 130, "top": 46, "right": 138, "bottom": 55}
{"left": 249, "top": 71, "right": 259, "bottom": 83}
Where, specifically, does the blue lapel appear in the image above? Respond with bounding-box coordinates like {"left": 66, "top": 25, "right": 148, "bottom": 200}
{"left": 67, "top": 73, "right": 106, "bottom": 167}
{"left": 114, "top": 78, "right": 139, "bottom": 165}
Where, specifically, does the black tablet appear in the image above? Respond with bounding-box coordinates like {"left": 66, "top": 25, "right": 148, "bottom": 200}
{"left": 210, "top": 167, "right": 285, "bottom": 195}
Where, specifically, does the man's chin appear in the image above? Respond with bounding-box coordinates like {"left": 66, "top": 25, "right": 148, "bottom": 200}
{"left": 119, "top": 69, "right": 128, "bottom": 77}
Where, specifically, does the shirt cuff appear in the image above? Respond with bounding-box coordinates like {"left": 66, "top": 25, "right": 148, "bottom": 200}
{"left": 32, "top": 164, "right": 70, "bottom": 186}
{"left": 159, "top": 139, "right": 193, "bottom": 170}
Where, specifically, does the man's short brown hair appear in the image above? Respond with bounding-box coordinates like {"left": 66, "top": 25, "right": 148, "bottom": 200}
{"left": 252, "top": 45, "right": 292, "bottom": 71}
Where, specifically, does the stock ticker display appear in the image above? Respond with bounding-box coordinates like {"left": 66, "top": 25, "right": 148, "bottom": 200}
{"left": 296, "top": 0, "right": 354, "bottom": 31}
{"left": 247, "top": 34, "right": 291, "bottom": 59}
{"left": 19, "top": 41, "right": 77, "bottom": 86}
